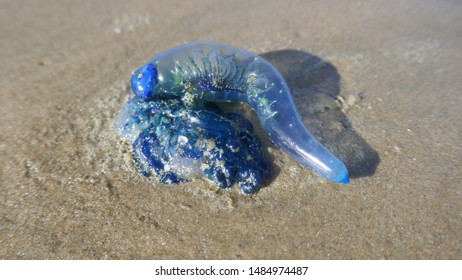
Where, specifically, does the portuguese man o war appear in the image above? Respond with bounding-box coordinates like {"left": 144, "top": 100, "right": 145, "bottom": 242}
{"left": 115, "top": 42, "right": 349, "bottom": 194}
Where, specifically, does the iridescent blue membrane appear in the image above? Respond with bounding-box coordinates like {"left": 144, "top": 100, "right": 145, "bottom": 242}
{"left": 116, "top": 42, "right": 349, "bottom": 194}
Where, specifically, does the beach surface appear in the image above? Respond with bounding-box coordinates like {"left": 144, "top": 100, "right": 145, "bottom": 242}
{"left": 1, "top": 0, "right": 461, "bottom": 259}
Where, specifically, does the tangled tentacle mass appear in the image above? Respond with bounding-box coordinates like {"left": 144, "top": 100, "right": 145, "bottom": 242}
{"left": 116, "top": 97, "right": 270, "bottom": 194}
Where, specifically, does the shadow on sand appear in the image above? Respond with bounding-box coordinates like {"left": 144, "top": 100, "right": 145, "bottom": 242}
{"left": 261, "top": 50, "right": 380, "bottom": 179}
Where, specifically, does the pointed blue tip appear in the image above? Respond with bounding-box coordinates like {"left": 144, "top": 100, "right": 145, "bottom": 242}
{"left": 340, "top": 176, "right": 350, "bottom": 184}
{"left": 331, "top": 168, "right": 350, "bottom": 184}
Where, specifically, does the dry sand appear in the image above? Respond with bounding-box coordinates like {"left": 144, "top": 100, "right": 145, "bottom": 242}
{"left": 1, "top": 0, "right": 461, "bottom": 259}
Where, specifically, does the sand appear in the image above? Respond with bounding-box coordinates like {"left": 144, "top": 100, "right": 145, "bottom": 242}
{"left": 1, "top": 0, "right": 461, "bottom": 259}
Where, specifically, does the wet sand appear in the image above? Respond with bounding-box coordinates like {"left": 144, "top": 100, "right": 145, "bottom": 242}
{"left": 1, "top": 0, "right": 461, "bottom": 259}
